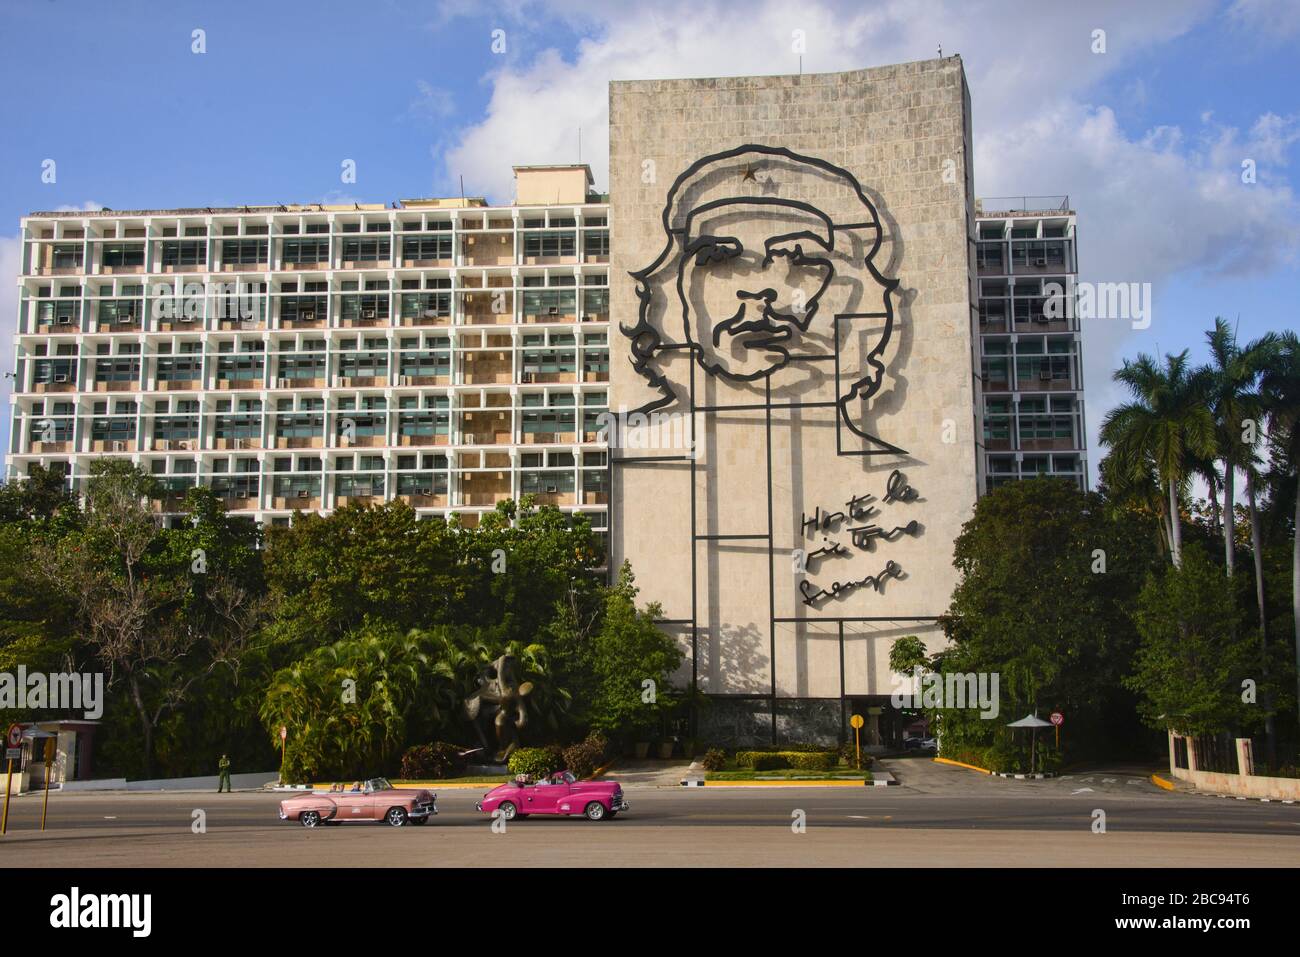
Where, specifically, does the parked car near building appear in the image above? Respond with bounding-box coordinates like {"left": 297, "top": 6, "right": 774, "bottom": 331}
{"left": 278, "top": 778, "right": 437, "bottom": 827}
{"left": 476, "top": 771, "right": 627, "bottom": 821}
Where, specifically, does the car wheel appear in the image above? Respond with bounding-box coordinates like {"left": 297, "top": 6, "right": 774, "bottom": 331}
{"left": 300, "top": 810, "right": 321, "bottom": 828}
{"left": 584, "top": 801, "right": 606, "bottom": 821}
{"left": 497, "top": 801, "right": 518, "bottom": 821}
{"left": 385, "top": 807, "right": 409, "bottom": 827}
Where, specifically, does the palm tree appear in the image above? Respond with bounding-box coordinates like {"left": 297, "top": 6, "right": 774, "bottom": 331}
{"left": 1100, "top": 351, "right": 1216, "bottom": 567}
{"left": 1260, "top": 332, "right": 1300, "bottom": 725}
{"left": 1201, "top": 318, "right": 1279, "bottom": 577}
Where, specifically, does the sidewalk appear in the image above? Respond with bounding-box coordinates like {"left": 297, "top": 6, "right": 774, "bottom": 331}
{"left": 596, "top": 760, "right": 695, "bottom": 787}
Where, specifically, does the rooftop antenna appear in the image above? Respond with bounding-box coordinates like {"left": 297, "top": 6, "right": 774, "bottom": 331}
{"left": 938, "top": 43, "right": 943, "bottom": 57}
{"left": 459, "top": 174, "right": 465, "bottom": 207}
{"left": 578, "top": 127, "right": 582, "bottom": 164}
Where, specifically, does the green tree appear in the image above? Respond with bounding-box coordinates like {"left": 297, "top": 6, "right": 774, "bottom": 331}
{"left": 586, "top": 562, "right": 683, "bottom": 740}
{"left": 942, "top": 478, "right": 1156, "bottom": 757}
{"left": 1126, "top": 545, "right": 1260, "bottom": 736}
{"left": 1100, "top": 351, "right": 1216, "bottom": 566}
{"left": 1261, "top": 331, "right": 1300, "bottom": 725}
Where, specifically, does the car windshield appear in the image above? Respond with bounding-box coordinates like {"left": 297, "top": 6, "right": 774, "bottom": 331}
{"left": 367, "top": 778, "right": 393, "bottom": 792}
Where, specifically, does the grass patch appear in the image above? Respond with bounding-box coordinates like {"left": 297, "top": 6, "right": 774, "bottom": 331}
{"left": 390, "top": 776, "right": 514, "bottom": 786}
{"left": 706, "top": 767, "right": 871, "bottom": 782}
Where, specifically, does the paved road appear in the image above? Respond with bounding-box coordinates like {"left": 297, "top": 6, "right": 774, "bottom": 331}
{"left": 3, "top": 761, "right": 1298, "bottom": 866}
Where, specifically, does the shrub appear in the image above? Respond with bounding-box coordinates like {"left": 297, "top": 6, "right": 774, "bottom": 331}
{"left": 562, "top": 735, "right": 608, "bottom": 780}
{"left": 788, "top": 751, "right": 832, "bottom": 771}
{"left": 508, "top": 745, "right": 564, "bottom": 779}
{"left": 400, "top": 742, "right": 469, "bottom": 780}
{"left": 838, "top": 742, "right": 873, "bottom": 769}
{"left": 701, "top": 748, "right": 727, "bottom": 772}
{"left": 750, "top": 753, "right": 790, "bottom": 771}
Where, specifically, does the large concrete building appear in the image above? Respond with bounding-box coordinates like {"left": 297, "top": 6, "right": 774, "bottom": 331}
{"left": 10, "top": 169, "right": 613, "bottom": 534}
{"left": 8, "top": 55, "right": 1084, "bottom": 746}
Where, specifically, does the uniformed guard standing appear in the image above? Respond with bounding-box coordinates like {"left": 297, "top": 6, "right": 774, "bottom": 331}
{"left": 217, "top": 754, "right": 232, "bottom": 793}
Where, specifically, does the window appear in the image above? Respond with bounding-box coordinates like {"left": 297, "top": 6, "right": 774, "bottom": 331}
{"left": 102, "top": 243, "right": 145, "bottom": 268}
{"left": 222, "top": 239, "right": 268, "bottom": 265}
{"left": 522, "top": 231, "right": 576, "bottom": 258}
{"left": 402, "top": 236, "right": 453, "bottom": 260}
{"left": 282, "top": 238, "right": 330, "bottom": 264}
{"left": 160, "top": 241, "right": 206, "bottom": 267}
{"left": 341, "top": 238, "right": 390, "bottom": 262}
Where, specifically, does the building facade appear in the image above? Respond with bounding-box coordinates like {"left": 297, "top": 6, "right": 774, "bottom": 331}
{"left": 7, "top": 57, "right": 1085, "bottom": 747}
{"left": 975, "top": 199, "right": 1087, "bottom": 492}
{"left": 9, "top": 167, "right": 612, "bottom": 536}
{"left": 608, "top": 57, "right": 983, "bottom": 746}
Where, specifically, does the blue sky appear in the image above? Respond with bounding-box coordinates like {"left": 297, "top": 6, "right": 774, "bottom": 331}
{"left": 1, "top": 0, "right": 1298, "bottom": 481}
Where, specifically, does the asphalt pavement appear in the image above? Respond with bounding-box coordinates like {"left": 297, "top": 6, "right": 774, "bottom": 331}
{"left": 2, "top": 759, "right": 1297, "bottom": 867}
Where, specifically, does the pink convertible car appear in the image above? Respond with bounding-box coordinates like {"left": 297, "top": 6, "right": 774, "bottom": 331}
{"left": 278, "top": 778, "right": 437, "bottom": 828}
{"left": 476, "top": 771, "right": 628, "bottom": 821}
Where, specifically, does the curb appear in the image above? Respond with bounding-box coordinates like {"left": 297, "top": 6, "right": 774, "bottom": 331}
{"left": 680, "top": 779, "right": 704, "bottom": 787}
{"left": 992, "top": 771, "right": 1056, "bottom": 780}
{"left": 933, "top": 756, "right": 993, "bottom": 775}
{"left": 687, "top": 779, "right": 876, "bottom": 787}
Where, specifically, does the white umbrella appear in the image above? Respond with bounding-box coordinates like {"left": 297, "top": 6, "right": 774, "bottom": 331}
{"left": 1006, "top": 713, "right": 1053, "bottom": 773}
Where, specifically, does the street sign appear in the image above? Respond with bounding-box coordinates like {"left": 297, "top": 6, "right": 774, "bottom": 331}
{"left": 849, "top": 714, "right": 864, "bottom": 729}
{"left": 280, "top": 725, "right": 288, "bottom": 741}
{"left": 1050, "top": 711, "right": 1064, "bottom": 727}
{"left": 849, "top": 714, "right": 864, "bottom": 771}
{"left": 5, "top": 724, "right": 21, "bottom": 748}
{"left": 4, "top": 748, "right": 20, "bottom": 761}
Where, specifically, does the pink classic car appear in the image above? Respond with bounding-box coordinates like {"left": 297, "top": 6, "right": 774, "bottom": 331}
{"left": 278, "top": 778, "right": 437, "bottom": 828}
{"left": 476, "top": 771, "right": 628, "bottom": 821}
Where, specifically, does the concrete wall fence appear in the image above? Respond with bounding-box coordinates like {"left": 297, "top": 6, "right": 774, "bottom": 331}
{"left": 1168, "top": 732, "right": 1300, "bottom": 801}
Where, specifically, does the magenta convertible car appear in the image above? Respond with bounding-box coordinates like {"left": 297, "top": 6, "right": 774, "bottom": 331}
{"left": 476, "top": 771, "right": 628, "bottom": 821}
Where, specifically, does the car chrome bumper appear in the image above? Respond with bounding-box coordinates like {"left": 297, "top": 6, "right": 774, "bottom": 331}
{"left": 612, "top": 798, "right": 629, "bottom": 812}
{"left": 408, "top": 802, "right": 438, "bottom": 819}
{"left": 474, "top": 801, "right": 484, "bottom": 812}
{"left": 277, "top": 807, "right": 287, "bottom": 820}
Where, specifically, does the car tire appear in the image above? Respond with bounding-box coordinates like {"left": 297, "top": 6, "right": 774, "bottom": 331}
{"left": 300, "top": 810, "right": 321, "bottom": 828}
{"left": 497, "top": 801, "right": 518, "bottom": 821}
{"left": 584, "top": 801, "right": 606, "bottom": 821}
{"left": 385, "top": 807, "right": 408, "bottom": 827}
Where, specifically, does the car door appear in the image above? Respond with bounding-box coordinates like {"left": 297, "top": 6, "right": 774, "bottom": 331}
{"left": 338, "top": 788, "right": 369, "bottom": 821}
{"left": 524, "top": 782, "right": 565, "bottom": 813}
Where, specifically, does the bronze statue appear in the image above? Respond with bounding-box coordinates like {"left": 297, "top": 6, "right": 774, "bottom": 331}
{"left": 464, "top": 654, "right": 534, "bottom": 763}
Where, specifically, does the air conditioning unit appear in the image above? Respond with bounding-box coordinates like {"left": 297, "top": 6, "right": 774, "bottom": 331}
{"left": 277, "top": 378, "right": 292, "bottom": 388}
{"left": 296, "top": 489, "right": 309, "bottom": 498}
{"left": 399, "top": 375, "right": 412, "bottom": 386}
{"left": 1039, "top": 369, "right": 1052, "bottom": 381}
{"left": 466, "top": 236, "right": 476, "bottom": 246}
{"left": 180, "top": 314, "right": 195, "bottom": 323}
{"left": 57, "top": 315, "right": 72, "bottom": 325}
{"left": 520, "top": 372, "right": 534, "bottom": 383}
{"left": 234, "top": 438, "right": 248, "bottom": 449}
{"left": 1033, "top": 258, "right": 1047, "bottom": 267}
{"left": 547, "top": 306, "right": 558, "bottom": 316}
{"left": 463, "top": 434, "right": 477, "bottom": 445}
{"left": 544, "top": 485, "right": 558, "bottom": 494}
{"left": 54, "top": 373, "right": 68, "bottom": 383}
{"left": 300, "top": 310, "right": 315, "bottom": 321}
{"left": 362, "top": 308, "right": 376, "bottom": 320}
{"left": 419, "top": 488, "right": 432, "bottom": 496}
{"left": 112, "top": 440, "right": 127, "bottom": 452}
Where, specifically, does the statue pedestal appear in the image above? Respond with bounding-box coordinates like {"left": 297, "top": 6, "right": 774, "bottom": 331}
{"left": 467, "top": 763, "right": 510, "bottom": 777}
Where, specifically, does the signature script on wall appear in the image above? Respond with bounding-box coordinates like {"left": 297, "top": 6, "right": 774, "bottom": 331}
{"left": 621, "top": 143, "right": 905, "bottom": 457}
{"left": 797, "top": 469, "right": 922, "bottom": 607}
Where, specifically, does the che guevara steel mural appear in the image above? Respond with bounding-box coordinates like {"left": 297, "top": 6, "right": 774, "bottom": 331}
{"left": 616, "top": 144, "right": 923, "bottom": 615}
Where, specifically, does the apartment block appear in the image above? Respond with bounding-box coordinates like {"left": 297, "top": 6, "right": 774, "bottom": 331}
{"left": 975, "top": 197, "right": 1088, "bottom": 493}
{"left": 8, "top": 166, "right": 612, "bottom": 537}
